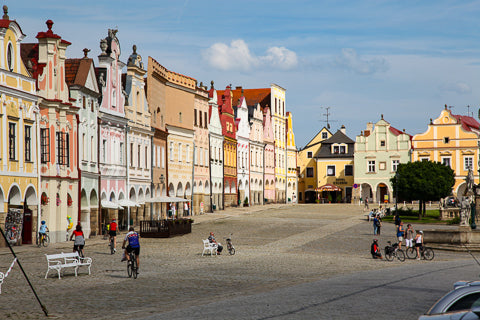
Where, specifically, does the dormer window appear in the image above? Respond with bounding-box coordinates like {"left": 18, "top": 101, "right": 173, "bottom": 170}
{"left": 7, "top": 43, "right": 13, "bottom": 72}
{"left": 380, "top": 140, "right": 385, "bottom": 147}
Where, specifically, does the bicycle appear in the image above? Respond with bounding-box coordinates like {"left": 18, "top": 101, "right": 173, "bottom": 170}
{"left": 406, "top": 245, "right": 434, "bottom": 260}
{"left": 126, "top": 250, "right": 138, "bottom": 279}
{"left": 225, "top": 234, "right": 235, "bottom": 255}
{"left": 37, "top": 231, "right": 50, "bottom": 247}
{"left": 384, "top": 241, "right": 405, "bottom": 262}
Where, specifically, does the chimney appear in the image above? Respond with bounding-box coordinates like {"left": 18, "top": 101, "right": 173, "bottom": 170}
{"left": 340, "top": 125, "right": 346, "bottom": 135}
{"left": 236, "top": 86, "right": 242, "bottom": 90}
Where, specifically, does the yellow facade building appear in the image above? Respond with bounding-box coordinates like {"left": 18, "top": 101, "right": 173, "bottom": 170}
{"left": 0, "top": 7, "right": 39, "bottom": 245}
{"left": 412, "top": 105, "right": 480, "bottom": 196}
{"left": 297, "top": 127, "right": 332, "bottom": 203}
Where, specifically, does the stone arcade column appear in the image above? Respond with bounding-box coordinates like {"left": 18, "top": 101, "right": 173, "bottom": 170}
{"left": 90, "top": 207, "right": 99, "bottom": 236}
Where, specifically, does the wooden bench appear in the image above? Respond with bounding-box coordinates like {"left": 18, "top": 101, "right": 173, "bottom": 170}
{"left": 202, "top": 239, "right": 217, "bottom": 256}
{"left": 45, "top": 252, "right": 92, "bottom": 279}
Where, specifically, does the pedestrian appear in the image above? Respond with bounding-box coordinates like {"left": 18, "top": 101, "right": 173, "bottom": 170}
{"left": 371, "top": 239, "right": 383, "bottom": 259}
{"left": 397, "top": 221, "right": 405, "bottom": 249}
{"left": 208, "top": 232, "right": 223, "bottom": 255}
{"left": 184, "top": 202, "right": 189, "bottom": 216}
{"left": 365, "top": 197, "right": 369, "bottom": 210}
{"left": 405, "top": 224, "right": 415, "bottom": 248}
{"left": 415, "top": 230, "right": 424, "bottom": 260}
{"left": 373, "top": 213, "right": 380, "bottom": 235}
{"left": 394, "top": 213, "right": 401, "bottom": 226}
{"left": 376, "top": 214, "right": 382, "bottom": 235}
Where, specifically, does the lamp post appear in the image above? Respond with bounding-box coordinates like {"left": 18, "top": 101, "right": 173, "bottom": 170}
{"left": 159, "top": 174, "right": 165, "bottom": 219}
{"left": 471, "top": 185, "right": 477, "bottom": 230}
{"left": 395, "top": 170, "right": 399, "bottom": 214}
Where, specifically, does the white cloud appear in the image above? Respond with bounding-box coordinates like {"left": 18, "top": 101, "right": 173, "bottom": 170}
{"left": 334, "top": 48, "right": 388, "bottom": 75}
{"left": 439, "top": 81, "right": 472, "bottom": 94}
{"left": 203, "top": 39, "right": 298, "bottom": 71}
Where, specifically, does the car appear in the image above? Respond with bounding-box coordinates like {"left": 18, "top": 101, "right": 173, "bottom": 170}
{"left": 419, "top": 281, "right": 480, "bottom": 319}
{"left": 446, "top": 197, "right": 459, "bottom": 207}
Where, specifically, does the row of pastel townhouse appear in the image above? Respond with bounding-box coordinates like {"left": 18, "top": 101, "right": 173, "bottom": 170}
{"left": 298, "top": 109, "right": 480, "bottom": 205}
{"left": 0, "top": 8, "right": 298, "bottom": 246}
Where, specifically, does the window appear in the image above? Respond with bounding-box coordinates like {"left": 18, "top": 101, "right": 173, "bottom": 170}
{"left": 7, "top": 43, "right": 13, "bottom": 72}
{"left": 137, "top": 145, "right": 141, "bottom": 167}
{"left": 120, "top": 143, "right": 124, "bottom": 164}
{"left": 444, "top": 137, "right": 450, "bottom": 144}
{"left": 130, "top": 143, "right": 134, "bottom": 167}
{"left": 345, "top": 165, "right": 353, "bottom": 176}
{"left": 204, "top": 112, "right": 208, "bottom": 128}
{"left": 90, "top": 99, "right": 94, "bottom": 112}
{"left": 420, "top": 157, "right": 429, "bottom": 162}
{"left": 8, "top": 123, "right": 16, "bottom": 160}
{"left": 306, "top": 167, "right": 314, "bottom": 177}
{"left": 178, "top": 143, "right": 182, "bottom": 162}
{"left": 199, "top": 111, "right": 202, "bottom": 128}
{"left": 169, "top": 142, "right": 173, "bottom": 161}
{"left": 56, "top": 132, "right": 69, "bottom": 166}
{"left": 161, "top": 147, "right": 165, "bottom": 168}
{"left": 145, "top": 146, "right": 148, "bottom": 167}
{"left": 205, "top": 149, "right": 208, "bottom": 167}
{"left": 82, "top": 133, "right": 87, "bottom": 161}
{"left": 186, "top": 145, "right": 190, "bottom": 163}
{"left": 322, "top": 132, "right": 328, "bottom": 139}
{"left": 447, "top": 292, "right": 480, "bottom": 313}
{"left": 465, "top": 156, "right": 474, "bottom": 171}
{"left": 327, "top": 165, "right": 335, "bottom": 176}
{"left": 333, "top": 146, "right": 339, "bottom": 154}
{"left": 307, "top": 151, "right": 313, "bottom": 158}
{"left": 100, "top": 140, "right": 105, "bottom": 162}
{"left": 179, "top": 112, "right": 182, "bottom": 123}
{"left": 340, "top": 145, "right": 346, "bottom": 154}
{"left": 380, "top": 140, "right": 385, "bottom": 147}
{"left": 194, "top": 109, "right": 197, "bottom": 126}
{"left": 40, "top": 128, "right": 50, "bottom": 163}
{"left": 392, "top": 160, "right": 400, "bottom": 172}
{"left": 442, "top": 157, "right": 451, "bottom": 168}
{"left": 82, "top": 96, "right": 86, "bottom": 109}
{"left": 25, "top": 125, "right": 31, "bottom": 162}
{"left": 368, "top": 160, "right": 376, "bottom": 173}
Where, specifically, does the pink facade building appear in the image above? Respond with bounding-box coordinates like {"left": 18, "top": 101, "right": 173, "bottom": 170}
{"left": 263, "top": 107, "right": 275, "bottom": 202}
{"left": 96, "top": 29, "right": 127, "bottom": 226}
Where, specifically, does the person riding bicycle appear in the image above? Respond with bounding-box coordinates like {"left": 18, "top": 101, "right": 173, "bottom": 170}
{"left": 109, "top": 218, "right": 118, "bottom": 253}
{"left": 39, "top": 220, "right": 49, "bottom": 242}
{"left": 122, "top": 226, "right": 140, "bottom": 271}
{"left": 415, "top": 230, "right": 424, "bottom": 260}
{"left": 70, "top": 224, "right": 85, "bottom": 257}
{"left": 371, "top": 239, "right": 383, "bottom": 259}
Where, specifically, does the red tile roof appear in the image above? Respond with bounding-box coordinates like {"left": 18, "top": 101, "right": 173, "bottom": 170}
{"left": 65, "top": 58, "right": 94, "bottom": 87}
{"left": 452, "top": 113, "right": 480, "bottom": 132}
{"left": 217, "top": 87, "right": 270, "bottom": 108}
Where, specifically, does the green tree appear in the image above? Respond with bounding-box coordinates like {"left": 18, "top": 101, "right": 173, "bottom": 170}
{"left": 390, "top": 161, "right": 455, "bottom": 218}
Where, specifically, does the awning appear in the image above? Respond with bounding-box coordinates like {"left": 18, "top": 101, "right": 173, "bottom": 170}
{"left": 117, "top": 199, "right": 140, "bottom": 207}
{"left": 315, "top": 184, "right": 342, "bottom": 192}
{"left": 101, "top": 200, "right": 123, "bottom": 209}
{"left": 144, "top": 196, "right": 190, "bottom": 203}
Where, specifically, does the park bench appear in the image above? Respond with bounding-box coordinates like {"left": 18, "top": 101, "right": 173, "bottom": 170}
{"left": 45, "top": 252, "right": 92, "bottom": 279}
{"left": 202, "top": 239, "right": 217, "bottom": 256}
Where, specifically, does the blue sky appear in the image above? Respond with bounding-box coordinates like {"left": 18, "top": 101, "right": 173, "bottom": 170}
{"left": 9, "top": 0, "right": 480, "bottom": 147}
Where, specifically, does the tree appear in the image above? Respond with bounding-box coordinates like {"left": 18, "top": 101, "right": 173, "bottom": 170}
{"left": 390, "top": 161, "right": 455, "bottom": 218}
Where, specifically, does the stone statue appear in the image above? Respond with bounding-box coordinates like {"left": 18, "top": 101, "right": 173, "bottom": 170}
{"left": 466, "top": 167, "right": 474, "bottom": 195}
{"left": 460, "top": 197, "right": 471, "bottom": 226}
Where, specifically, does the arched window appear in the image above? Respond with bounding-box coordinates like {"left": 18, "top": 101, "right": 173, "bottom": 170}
{"left": 7, "top": 43, "right": 14, "bottom": 72}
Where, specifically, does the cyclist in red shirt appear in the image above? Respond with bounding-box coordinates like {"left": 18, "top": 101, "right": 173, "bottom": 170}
{"left": 109, "top": 219, "right": 118, "bottom": 253}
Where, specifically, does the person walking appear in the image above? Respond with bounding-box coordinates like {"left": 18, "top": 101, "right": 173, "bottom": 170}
{"left": 376, "top": 214, "right": 382, "bottom": 235}
{"left": 415, "top": 230, "right": 424, "bottom": 260}
{"left": 373, "top": 214, "right": 379, "bottom": 235}
{"left": 70, "top": 224, "right": 85, "bottom": 257}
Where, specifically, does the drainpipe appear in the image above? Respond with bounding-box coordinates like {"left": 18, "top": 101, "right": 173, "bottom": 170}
{"left": 126, "top": 124, "right": 130, "bottom": 230}
{"left": 150, "top": 128, "right": 154, "bottom": 221}
{"left": 35, "top": 103, "right": 42, "bottom": 238}
{"left": 208, "top": 132, "right": 214, "bottom": 213}
{"left": 222, "top": 141, "right": 225, "bottom": 210}
{"left": 76, "top": 113, "right": 82, "bottom": 224}
{"left": 263, "top": 142, "right": 266, "bottom": 205}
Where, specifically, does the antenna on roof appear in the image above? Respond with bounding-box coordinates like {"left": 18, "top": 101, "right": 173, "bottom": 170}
{"left": 319, "top": 106, "right": 337, "bottom": 130}
{"left": 467, "top": 105, "right": 473, "bottom": 118}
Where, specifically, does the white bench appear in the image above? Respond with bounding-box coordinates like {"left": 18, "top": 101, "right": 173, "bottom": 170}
{"left": 202, "top": 239, "right": 217, "bottom": 256}
{"left": 45, "top": 252, "right": 92, "bottom": 279}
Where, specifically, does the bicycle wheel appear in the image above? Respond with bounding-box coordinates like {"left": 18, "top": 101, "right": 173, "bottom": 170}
{"left": 396, "top": 249, "right": 406, "bottom": 262}
{"left": 127, "top": 260, "right": 133, "bottom": 278}
{"left": 423, "top": 247, "right": 434, "bottom": 260}
{"left": 406, "top": 247, "right": 417, "bottom": 259}
{"left": 229, "top": 247, "right": 236, "bottom": 255}
{"left": 384, "top": 248, "right": 393, "bottom": 261}
{"left": 42, "top": 235, "right": 50, "bottom": 247}
{"left": 132, "top": 256, "right": 138, "bottom": 279}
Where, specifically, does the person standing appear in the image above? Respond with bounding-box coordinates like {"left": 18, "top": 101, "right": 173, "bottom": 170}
{"left": 397, "top": 221, "right": 405, "bottom": 249}
{"left": 373, "top": 214, "right": 379, "bottom": 235}
{"left": 184, "top": 202, "right": 189, "bottom": 216}
{"left": 365, "top": 197, "right": 369, "bottom": 210}
{"left": 415, "top": 230, "right": 424, "bottom": 260}
{"left": 376, "top": 214, "right": 382, "bottom": 235}
{"left": 405, "top": 224, "right": 415, "bottom": 249}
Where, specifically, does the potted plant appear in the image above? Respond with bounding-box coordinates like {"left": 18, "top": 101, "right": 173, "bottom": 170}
{"left": 243, "top": 197, "right": 249, "bottom": 207}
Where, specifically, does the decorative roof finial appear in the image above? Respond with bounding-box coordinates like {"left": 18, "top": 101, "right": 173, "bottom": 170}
{"left": 132, "top": 44, "right": 137, "bottom": 54}
{"left": 430, "top": 118, "right": 433, "bottom": 124}
{"left": 2, "top": 5, "right": 9, "bottom": 20}
{"left": 210, "top": 80, "right": 214, "bottom": 89}
{"left": 445, "top": 104, "right": 448, "bottom": 110}
{"left": 241, "top": 88, "right": 244, "bottom": 96}
{"left": 381, "top": 114, "right": 384, "bottom": 120}
{"left": 83, "top": 48, "right": 90, "bottom": 58}
{"left": 46, "top": 20, "right": 54, "bottom": 31}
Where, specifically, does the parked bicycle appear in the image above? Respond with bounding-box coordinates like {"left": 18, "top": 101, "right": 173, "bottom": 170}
{"left": 127, "top": 250, "right": 138, "bottom": 279}
{"left": 406, "top": 245, "right": 434, "bottom": 260}
{"left": 225, "top": 234, "right": 235, "bottom": 255}
{"left": 37, "top": 231, "right": 50, "bottom": 247}
{"left": 384, "top": 241, "right": 405, "bottom": 262}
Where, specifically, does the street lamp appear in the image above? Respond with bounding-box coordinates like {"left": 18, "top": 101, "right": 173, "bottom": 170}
{"left": 395, "top": 170, "right": 399, "bottom": 214}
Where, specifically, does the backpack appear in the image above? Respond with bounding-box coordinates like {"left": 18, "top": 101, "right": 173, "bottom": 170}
{"left": 375, "top": 219, "right": 381, "bottom": 227}
{"left": 371, "top": 243, "right": 376, "bottom": 255}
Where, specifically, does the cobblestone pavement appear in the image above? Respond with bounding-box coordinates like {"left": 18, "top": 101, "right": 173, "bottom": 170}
{"left": 0, "top": 204, "right": 469, "bottom": 319}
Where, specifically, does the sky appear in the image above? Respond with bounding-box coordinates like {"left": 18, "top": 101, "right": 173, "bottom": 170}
{"left": 8, "top": 0, "right": 480, "bottom": 148}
